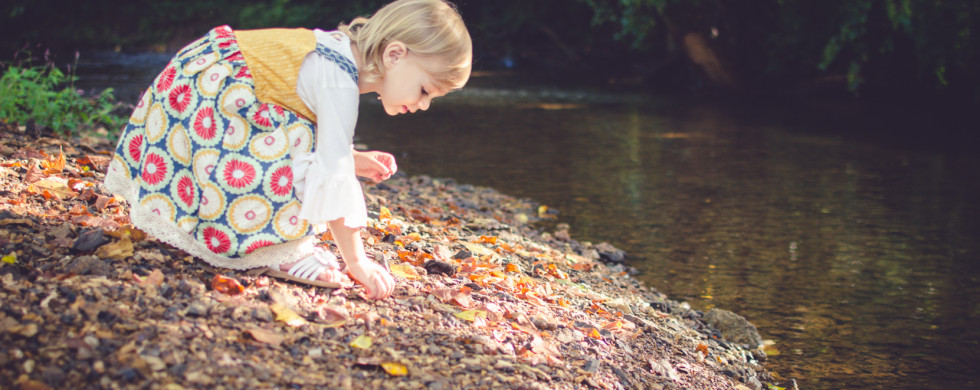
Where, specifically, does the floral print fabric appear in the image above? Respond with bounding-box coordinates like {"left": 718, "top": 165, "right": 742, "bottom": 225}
{"left": 110, "top": 25, "right": 320, "bottom": 260}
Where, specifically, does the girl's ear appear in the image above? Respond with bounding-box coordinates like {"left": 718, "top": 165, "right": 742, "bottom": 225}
{"left": 382, "top": 41, "right": 407, "bottom": 70}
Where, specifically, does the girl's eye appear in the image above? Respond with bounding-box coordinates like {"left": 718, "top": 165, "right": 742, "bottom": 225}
{"left": 421, "top": 88, "right": 429, "bottom": 96}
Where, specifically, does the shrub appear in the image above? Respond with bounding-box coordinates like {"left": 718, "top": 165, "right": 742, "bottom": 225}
{"left": 0, "top": 55, "right": 123, "bottom": 138}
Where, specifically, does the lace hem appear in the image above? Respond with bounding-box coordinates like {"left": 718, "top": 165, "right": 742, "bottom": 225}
{"left": 104, "top": 159, "right": 314, "bottom": 270}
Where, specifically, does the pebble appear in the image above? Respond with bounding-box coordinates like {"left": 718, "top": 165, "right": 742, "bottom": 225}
{"left": 186, "top": 302, "right": 208, "bottom": 317}
{"left": 583, "top": 358, "right": 600, "bottom": 373}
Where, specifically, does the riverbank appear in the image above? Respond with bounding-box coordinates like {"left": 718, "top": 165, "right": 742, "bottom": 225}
{"left": 0, "top": 124, "right": 776, "bottom": 389}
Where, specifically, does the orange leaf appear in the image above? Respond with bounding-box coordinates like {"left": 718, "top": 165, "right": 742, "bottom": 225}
{"left": 41, "top": 149, "right": 66, "bottom": 174}
{"left": 602, "top": 320, "right": 623, "bottom": 331}
{"left": 135, "top": 269, "right": 164, "bottom": 287}
{"left": 588, "top": 328, "right": 603, "bottom": 340}
{"left": 505, "top": 263, "right": 520, "bottom": 273}
{"left": 571, "top": 263, "right": 593, "bottom": 271}
{"left": 696, "top": 343, "right": 709, "bottom": 356}
{"left": 379, "top": 206, "right": 392, "bottom": 221}
{"left": 211, "top": 274, "right": 245, "bottom": 295}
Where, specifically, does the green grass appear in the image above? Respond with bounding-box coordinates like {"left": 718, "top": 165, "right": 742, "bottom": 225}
{"left": 0, "top": 55, "right": 123, "bottom": 138}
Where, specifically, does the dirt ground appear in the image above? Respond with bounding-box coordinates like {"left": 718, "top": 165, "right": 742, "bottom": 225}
{"left": 0, "top": 124, "right": 776, "bottom": 389}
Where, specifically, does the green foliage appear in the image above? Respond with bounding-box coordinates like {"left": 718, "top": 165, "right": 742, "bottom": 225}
{"left": 581, "top": 0, "right": 979, "bottom": 96}
{"left": 0, "top": 58, "right": 123, "bottom": 137}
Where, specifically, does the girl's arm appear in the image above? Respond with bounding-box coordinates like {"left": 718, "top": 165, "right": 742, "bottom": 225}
{"left": 328, "top": 218, "right": 395, "bottom": 300}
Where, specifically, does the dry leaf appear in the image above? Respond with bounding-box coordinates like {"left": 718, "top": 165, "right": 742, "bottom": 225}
{"left": 29, "top": 179, "right": 75, "bottom": 199}
{"left": 211, "top": 275, "right": 245, "bottom": 295}
{"left": 24, "top": 163, "right": 44, "bottom": 183}
{"left": 40, "top": 149, "right": 66, "bottom": 174}
{"left": 95, "top": 236, "right": 133, "bottom": 260}
{"left": 381, "top": 362, "right": 408, "bottom": 376}
{"left": 350, "top": 334, "right": 373, "bottom": 349}
{"left": 696, "top": 343, "right": 709, "bottom": 356}
{"left": 245, "top": 328, "right": 283, "bottom": 346}
{"left": 455, "top": 310, "right": 486, "bottom": 322}
{"left": 134, "top": 269, "right": 164, "bottom": 287}
{"left": 389, "top": 263, "right": 420, "bottom": 279}
{"left": 270, "top": 303, "right": 308, "bottom": 327}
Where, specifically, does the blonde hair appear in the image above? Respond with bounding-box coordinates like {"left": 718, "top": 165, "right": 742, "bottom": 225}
{"left": 339, "top": 0, "right": 472, "bottom": 91}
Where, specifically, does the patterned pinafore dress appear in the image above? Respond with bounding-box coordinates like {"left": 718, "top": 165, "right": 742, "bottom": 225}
{"left": 104, "top": 25, "right": 359, "bottom": 270}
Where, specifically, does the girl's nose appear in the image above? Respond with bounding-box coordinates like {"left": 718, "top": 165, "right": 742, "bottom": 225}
{"left": 419, "top": 97, "right": 431, "bottom": 111}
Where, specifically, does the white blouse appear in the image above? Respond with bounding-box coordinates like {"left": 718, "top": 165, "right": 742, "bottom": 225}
{"left": 291, "top": 30, "right": 366, "bottom": 229}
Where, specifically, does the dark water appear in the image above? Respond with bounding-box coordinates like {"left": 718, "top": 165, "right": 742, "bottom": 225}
{"left": 78, "top": 54, "right": 980, "bottom": 389}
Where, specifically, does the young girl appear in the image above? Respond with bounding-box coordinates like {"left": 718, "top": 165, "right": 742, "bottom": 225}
{"left": 104, "top": 0, "right": 472, "bottom": 300}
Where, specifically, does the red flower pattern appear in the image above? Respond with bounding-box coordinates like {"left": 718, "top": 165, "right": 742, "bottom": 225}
{"left": 176, "top": 176, "right": 195, "bottom": 206}
{"left": 215, "top": 27, "right": 233, "bottom": 38}
{"left": 168, "top": 84, "right": 193, "bottom": 114}
{"left": 252, "top": 104, "right": 272, "bottom": 127}
{"left": 141, "top": 153, "right": 168, "bottom": 185}
{"left": 127, "top": 134, "right": 143, "bottom": 162}
{"left": 235, "top": 67, "right": 252, "bottom": 79}
{"left": 156, "top": 66, "right": 176, "bottom": 92}
{"left": 202, "top": 226, "right": 231, "bottom": 254}
{"left": 223, "top": 159, "right": 256, "bottom": 189}
{"left": 193, "top": 107, "right": 217, "bottom": 140}
{"left": 245, "top": 240, "right": 274, "bottom": 254}
{"left": 269, "top": 166, "right": 293, "bottom": 196}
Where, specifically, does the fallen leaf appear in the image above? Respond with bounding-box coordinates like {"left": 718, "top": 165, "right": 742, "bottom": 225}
{"left": 95, "top": 236, "right": 134, "bottom": 260}
{"left": 270, "top": 303, "right": 308, "bottom": 327}
{"left": 134, "top": 269, "right": 164, "bottom": 287}
{"left": 316, "top": 305, "right": 349, "bottom": 323}
{"left": 696, "top": 343, "right": 709, "bottom": 356}
{"left": 1, "top": 253, "right": 16, "bottom": 264}
{"left": 350, "top": 334, "right": 373, "bottom": 349}
{"left": 40, "top": 149, "right": 66, "bottom": 174}
{"left": 588, "top": 328, "right": 603, "bottom": 340}
{"left": 381, "top": 362, "right": 409, "bottom": 376}
{"left": 245, "top": 328, "right": 283, "bottom": 346}
{"left": 389, "top": 263, "right": 420, "bottom": 279}
{"left": 24, "top": 163, "right": 44, "bottom": 183}
{"left": 454, "top": 310, "right": 487, "bottom": 322}
{"left": 29, "top": 179, "right": 75, "bottom": 199}
{"left": 211, "top": 275, "right": 245, "bottom": 295}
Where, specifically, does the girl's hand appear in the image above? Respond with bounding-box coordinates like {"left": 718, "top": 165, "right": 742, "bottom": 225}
{"left": 353, "top": 150, "right": 398, "bottom": 183}
{"left": 346, "top": 258, "right": 395, "bottom": 300}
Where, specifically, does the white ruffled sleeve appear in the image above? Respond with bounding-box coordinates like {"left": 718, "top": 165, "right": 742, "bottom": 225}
{"left": 292, "top": 37, "right": 366, "bottom": 228}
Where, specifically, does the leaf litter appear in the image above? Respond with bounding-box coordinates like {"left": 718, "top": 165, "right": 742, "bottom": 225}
{"left": 0, "top": 123, "right": 776, "bottom": 389}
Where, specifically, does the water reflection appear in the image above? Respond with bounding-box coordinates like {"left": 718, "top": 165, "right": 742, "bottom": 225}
{"left": 356, "top": 83, "right": 980, "bottom": 389}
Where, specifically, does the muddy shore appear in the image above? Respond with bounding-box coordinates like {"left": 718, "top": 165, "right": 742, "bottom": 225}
{"left": 0, "top": 124, "right": 776, "bottom": 389}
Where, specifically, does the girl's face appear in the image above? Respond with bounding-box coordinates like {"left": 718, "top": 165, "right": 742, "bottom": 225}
{"left": 377, "top": 43, "right": 448, "bottom": 116}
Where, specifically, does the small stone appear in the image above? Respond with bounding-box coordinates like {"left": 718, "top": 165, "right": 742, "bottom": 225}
{"left": 71, "top": 228, "right": 108, "bottom": 252}
{"left": 186, "top": 302, "right": 208, "bottom": 317}
{"left": 144, "top": 356, "right": 167, "bottom": 372}
{"left": 66, "top": 256, "right": 112, "bottom": 276}
{"left": 595, "top": 242, "right": 627, "bottom": 263}
{"left": 252, "top": 307, "right": 274, "bottom": 322}
{"left": 428, "top": 344, "right": 442, "bottom": 355}
{"left": 583, "top": 358, "right": 600, "bottom": 373}
{"left": 93, "top": 360, "right": 105, "bottom": 374}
